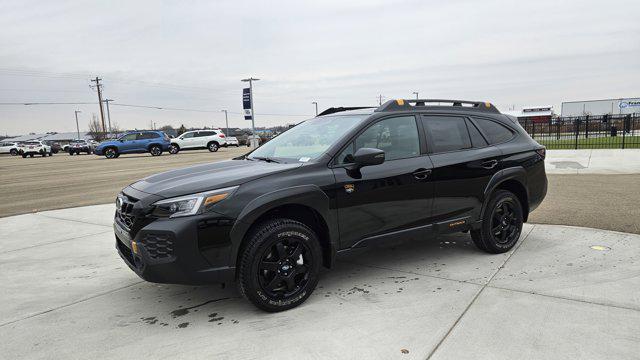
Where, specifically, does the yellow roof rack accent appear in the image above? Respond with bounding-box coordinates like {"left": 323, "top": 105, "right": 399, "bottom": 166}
{"left": 396, "top": 99, "right": 405, "bottom": 106}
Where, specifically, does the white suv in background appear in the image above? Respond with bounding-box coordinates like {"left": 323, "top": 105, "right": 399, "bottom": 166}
{"left": 20, "top": 140, "right": 52, "bottom": 158}
{"left": 0, "top": 141, "right": 20, "bottom": 156}
{"left": 169, "top": 129, "right": 227, "bottom": 154}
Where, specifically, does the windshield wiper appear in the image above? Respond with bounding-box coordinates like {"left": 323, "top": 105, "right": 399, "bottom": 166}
{"left": 250, "top": 156, "right": 280, "bottom": 163}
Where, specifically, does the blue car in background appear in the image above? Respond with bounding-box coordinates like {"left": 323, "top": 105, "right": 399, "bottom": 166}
{"left": 94, "top": 131, "right": 171, "bottom": 159}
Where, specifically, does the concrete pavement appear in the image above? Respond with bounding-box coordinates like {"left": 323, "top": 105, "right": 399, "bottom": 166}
{"left": 545, "top": 149, "right": 640, "bottom": 174}
{"left": 1, "top": 204, "right": 639, "bottom": 359}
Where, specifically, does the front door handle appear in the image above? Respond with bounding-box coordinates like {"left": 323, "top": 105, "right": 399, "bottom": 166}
{"left": 481, "top": 159, "right": 499, "bottom": 169}
{"left": 412, "top": 168, "right": 432, "bottom": 180}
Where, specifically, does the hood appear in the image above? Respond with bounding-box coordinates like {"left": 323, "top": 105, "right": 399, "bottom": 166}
{"left": 129, "top": 159, "right": 302, "bottom": 198}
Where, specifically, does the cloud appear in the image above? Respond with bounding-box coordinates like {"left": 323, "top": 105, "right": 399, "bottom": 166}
{"left": 0, "top": 0, "right": 639, "bottom": 134}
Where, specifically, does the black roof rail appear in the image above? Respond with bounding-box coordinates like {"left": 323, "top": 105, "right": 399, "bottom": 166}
{"left": 376, "top": 99, "right": 501, "bottom": 114}
{"left": 317, "top": 106, "right": 375, "bottom": 117}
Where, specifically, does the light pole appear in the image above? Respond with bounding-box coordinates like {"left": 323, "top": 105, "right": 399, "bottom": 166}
{"left": 74, "top": 110, "right": 82, "bottom": 139}
{"left": 312, "top": 101, "right": 318, "bottom": 116}
{"left": 241, "top": 77, "right": 260, "bottom": 147}
{"left": 221, "top": 110, "right": 229, "bottom": 137}
{"left": 103, "top": 99, "right": 113, "bottom": 137}
{"left": 412, "top": 91, "right": 419, "bottom": 99}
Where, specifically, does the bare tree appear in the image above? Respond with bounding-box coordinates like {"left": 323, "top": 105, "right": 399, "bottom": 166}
{"left": 87, "top": 115, "right": 106, "bottom": 142}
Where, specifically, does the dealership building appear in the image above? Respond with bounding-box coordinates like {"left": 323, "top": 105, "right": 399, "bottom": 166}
{"left": 561, "top": 98, "right": 640, "bottom": 117}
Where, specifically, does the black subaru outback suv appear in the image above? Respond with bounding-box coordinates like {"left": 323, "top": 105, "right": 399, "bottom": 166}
{"left": 114, "top": 99, "right": 547, "bottom": 312}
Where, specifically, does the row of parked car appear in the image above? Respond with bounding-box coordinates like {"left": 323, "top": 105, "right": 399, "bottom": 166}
{"left": 0, "top": 129, "right": 243, "bottom": 159}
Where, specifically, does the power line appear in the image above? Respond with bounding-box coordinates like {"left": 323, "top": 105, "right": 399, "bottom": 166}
{"left": 0, "top": 101, "right": 311, "bottom": 117}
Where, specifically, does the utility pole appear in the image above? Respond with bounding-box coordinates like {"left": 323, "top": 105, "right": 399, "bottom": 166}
{"left": 221, "top": 110, "right": 229, "bottom": 136}
{"left": 378, "top": 94, "right": 385, "bottom": 105}
{"left": 74, "top": 110, "right": 82, "bottom": 139}
{"left": 90, "top": 77, "right": 107, "bottom": 134}
{"left": 241, "top": 77, "right": 260, "bottom": 147}
{"left": 312, "top": 101, "right": 318, "bottom": 116}
{"left": 103, "top": 99, "right": 113, "bottom": 136}
{"left": 413, "top": 91, "right": 419, "bottom": 99}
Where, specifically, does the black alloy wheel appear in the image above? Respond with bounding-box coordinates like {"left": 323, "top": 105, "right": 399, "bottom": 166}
{"left": 105, "top": 148, "right": 117, "bottom": 159}
{"left": 150, "top": 145, "right": 162, "bottom": 156}
{"left": 169, "top": 144, "right": 180, "bottom": 154}
{"left": 471, "top": 190, "right": 523, "bottom": 254}
{"left": 239, "top": 219, "right": 321, "bottom": 312}
{"left": 490, "top": 200, "right": 519, "bottom": 245}
{"left": 208, "top": 142, "right": 219, "bottom": 152}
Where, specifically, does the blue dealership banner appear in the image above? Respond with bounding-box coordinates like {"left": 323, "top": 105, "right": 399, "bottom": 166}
{"left": 243, "top": 88, "right": 253, "bottom": 120}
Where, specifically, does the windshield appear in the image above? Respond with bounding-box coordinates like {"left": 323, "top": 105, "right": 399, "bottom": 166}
{"left": 25, "top": 141, "right": 40, "bottom": 145}
{"left": 248, "top": 115, "right": 365, "bottom": 162}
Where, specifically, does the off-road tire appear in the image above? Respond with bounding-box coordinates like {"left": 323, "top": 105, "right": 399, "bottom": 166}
{"left": 238, "top": 218, "right": 322, "bottom": 312}
{"left": 471, "top": 190, "right": 523, "bottom": 254}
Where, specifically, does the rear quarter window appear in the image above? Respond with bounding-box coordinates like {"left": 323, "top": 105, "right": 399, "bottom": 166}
{"left": 473, "top": 118, "right": 514, "bottom": 144}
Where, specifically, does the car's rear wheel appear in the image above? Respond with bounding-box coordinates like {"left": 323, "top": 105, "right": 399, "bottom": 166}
{"left": 10, "top": 149, "right": 17, "bottom": 156}
{"left": 238, "top": 218, "right": 322, "bottom": 312}
{"left": 22, "top": 154, "right": 27, "bottom": 158}
{"left": 29, "top": 154, "right": 34, "bottom": 158}
{"left": 169, "top": 144, "right": 180, "bottom": 154}
{"left": 105, "top": 147, "right": 117, "bottom": 159}
{"left": 471, "top": 190, "right": 523, "bottom": 254}
{"left": 150, "top": 145, "right": 162, "bottom": 156}
{"left": 208, "top": 142, "right": 219, "bottom": 152}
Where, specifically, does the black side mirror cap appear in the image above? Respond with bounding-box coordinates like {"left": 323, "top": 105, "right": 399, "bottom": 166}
{"left": 346, "top": 148, "right": 385, "bottom": 174}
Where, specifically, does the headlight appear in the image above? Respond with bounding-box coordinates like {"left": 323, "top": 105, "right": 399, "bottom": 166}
{"left": 151, "top": 186, "right": 238, "bottom": 218}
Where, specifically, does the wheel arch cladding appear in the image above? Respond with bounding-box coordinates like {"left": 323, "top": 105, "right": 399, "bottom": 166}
{"left": 230, "top": 185, "right": 337, "bottom": 272}
{"left": 484, "top": 167, "right": 529, "bottom": 221}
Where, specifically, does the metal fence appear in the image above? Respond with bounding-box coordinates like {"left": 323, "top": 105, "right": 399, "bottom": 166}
{"left": 519, "top": 114, "right": 640, "bottom": 149}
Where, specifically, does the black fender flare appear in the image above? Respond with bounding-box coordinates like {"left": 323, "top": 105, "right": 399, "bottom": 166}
{"left": 228, "top": 184, "right": 338, "bottom": 269}
{"left": 480, "top": 166, "right": 529, "bottom": 222}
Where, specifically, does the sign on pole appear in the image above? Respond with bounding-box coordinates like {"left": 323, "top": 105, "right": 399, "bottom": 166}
{"left": 243, "top": 88, "right": 253, "bottom": 120}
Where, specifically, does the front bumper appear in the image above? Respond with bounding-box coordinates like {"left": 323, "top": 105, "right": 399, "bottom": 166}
{"left": 114, "top": 212, "right": 236, "bottom": 285}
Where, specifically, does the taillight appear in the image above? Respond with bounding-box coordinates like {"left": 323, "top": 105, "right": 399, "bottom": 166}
{"left": 536, "top": 147, "right": 546, "bottom": 160}
{"left": 219, "top": 134, "right": 225, "bottom": 138}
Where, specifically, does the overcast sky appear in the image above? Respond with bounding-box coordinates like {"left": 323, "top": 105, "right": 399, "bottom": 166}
{"left": 1, "top": 0, "right": 639, "bottom": 135}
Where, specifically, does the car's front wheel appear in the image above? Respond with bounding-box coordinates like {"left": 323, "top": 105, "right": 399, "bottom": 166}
{"left": 10, "top": 149, "right": 18, "bottom": 156}
{"left": 471, "top": 190, "right": 523, "bottom": 254}
{"left": 104, "top": 147, "right": 118, "bottom": 159}
{"left": 169, "top": 144, "right": 180, "bottom": 154}
{"left": 149, "top": 145, "right": 163, "bottom": 156}
{"left": 238, "top": 218, "right": 322, "bottom": 312}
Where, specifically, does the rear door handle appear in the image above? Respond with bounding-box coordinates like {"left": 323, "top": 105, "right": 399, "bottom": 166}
{"left": 412, "top": 168, "right": 432, "bottom": 180}
{"left": 481, "top": 160, "right": 499, "bottom": 169}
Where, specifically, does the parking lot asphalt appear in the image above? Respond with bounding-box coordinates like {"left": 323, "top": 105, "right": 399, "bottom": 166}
{"left": 2, "top": 149, "right": 639, "bottom": 234}
{"left": 0, "top": 147, "right": 249, "bottom": 217}
{"left": 1, "top": 204, "right": 639, "bottom": 359}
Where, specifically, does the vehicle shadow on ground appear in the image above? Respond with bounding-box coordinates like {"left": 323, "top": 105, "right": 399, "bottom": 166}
{"left": 121, "top": 231, "right": 491, "bottom": 329}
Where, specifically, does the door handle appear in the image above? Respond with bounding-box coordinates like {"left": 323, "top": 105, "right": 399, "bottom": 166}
{"left": 481, "top": 160, "right": 499, "bottom": 169}
{"left": 412, "top": 168, "right": 432, "bottom": 180}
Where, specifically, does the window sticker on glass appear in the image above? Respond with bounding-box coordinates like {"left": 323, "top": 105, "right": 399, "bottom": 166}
{"left": 299, "top": 157, "right": 311, "bottom": 162}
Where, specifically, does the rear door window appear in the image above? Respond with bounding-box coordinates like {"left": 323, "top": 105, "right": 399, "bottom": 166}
{"left": 473, "top": 118, "right": 514, "bottom": 144}
{"left": 422, "top": 116, "right": 472, "bottom": 153}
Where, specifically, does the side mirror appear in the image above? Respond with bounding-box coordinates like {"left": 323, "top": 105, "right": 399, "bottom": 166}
{"left": 346, "top": 148, "right": 385, "bottom": 173}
